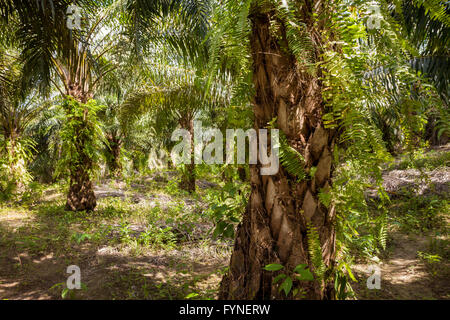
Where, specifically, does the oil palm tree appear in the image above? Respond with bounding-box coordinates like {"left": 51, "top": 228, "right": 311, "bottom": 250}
{"left": 117, "top": 44, "right": 232, "bottom": 192}
{"left": 395, "top": 0, "right": 449, "bottom": 144}
{"left": 0, "top": 46, "right": 44, "bottom": 192}
{"left": 365, "top": 0, "right": 449, "bottom": 149}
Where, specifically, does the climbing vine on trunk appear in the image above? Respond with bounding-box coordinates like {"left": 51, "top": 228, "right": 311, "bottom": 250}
{"left": 218, "top": 0, "right": 338, "bottom": 300}
{"left": 56, "top": 98, "right": 105, "bottom": 211}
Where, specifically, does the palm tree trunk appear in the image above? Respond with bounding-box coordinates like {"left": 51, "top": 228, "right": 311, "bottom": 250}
{"left": 66, "top": 158, "right": 97, "bottom": 211}
{"left": 106, "top": 133, "right": 122, "bottom": 177}
{"left": 65, "top": 89, "right": 97, "bottom": 211}
{"left": 179, "top": 115, "right": 196, "bottom": 193}
{"left": 219, "top": 3, "right": 336, "bottom": 300}
{"left": 3, "top": 129, "right": 24, "bottom": 190}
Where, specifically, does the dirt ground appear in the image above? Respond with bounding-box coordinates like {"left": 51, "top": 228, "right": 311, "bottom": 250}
{"left": 0, "top": 215, "right": 228, "bottom": 300}
{"left": 0, "top": 180, "right": 230, "bottom": 300}
{"left": 352, "top": 232, "right": 449, "bottom": 299}
{"left": 1, "top": 199, "right": 447, "bottom": 300}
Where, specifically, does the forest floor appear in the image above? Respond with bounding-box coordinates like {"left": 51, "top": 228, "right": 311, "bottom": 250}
{"left": 0, "top": 176, "right": 231, "bottom": 300}
{"left": 352, "top": 232, "right": 449, "bottom": 299}
{"left": 0, "top": 146, "right": 448, "bottom": 300}
{"left": 352, "top": 144, "right": 449, "bottom": 299}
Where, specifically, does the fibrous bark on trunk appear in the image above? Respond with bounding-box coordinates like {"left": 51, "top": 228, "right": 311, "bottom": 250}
{"left": 220, "top": 2, "right": 336, "bottom": 300}
{"left": 66, "top": 162, "right": 97, "bottom": 211}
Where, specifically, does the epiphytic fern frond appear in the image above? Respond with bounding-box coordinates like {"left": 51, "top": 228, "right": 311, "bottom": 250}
{"left": 306, "top": 224, "right": 326, "bottom": 281}
{"left": 268, "top": 119, "right": 307, "bottom": 181}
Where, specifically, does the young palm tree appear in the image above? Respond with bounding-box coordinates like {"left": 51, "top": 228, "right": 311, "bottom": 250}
{"left": 118, "top": 0, "right": 229, "bottom": 192}
{"left": 394, "top": 0, "right": 449, "bottom": 144}
{"left": 0, "top": 1, "right": 116, "bottom": 209}
{"left": 0, "top": 46, "right": 44, "bottom": 192}
{"left": 117, "top": 49, "right": 231, "bottom": 192}
{"left": 358, "top": 0, "right": 450, "bottom": 151}
{"left": 211, "top": 0, "right": 447, "bottom": 300}
{"left": 206, "top": 0, "right": 338, "bottom": 299}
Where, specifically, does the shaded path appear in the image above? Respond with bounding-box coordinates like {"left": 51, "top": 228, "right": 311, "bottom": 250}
{"left": 352, "top": 233, "right": 449, "bottom": 299}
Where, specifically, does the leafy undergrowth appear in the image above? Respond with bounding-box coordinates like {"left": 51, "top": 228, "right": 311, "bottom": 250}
{"left": 350, "top": 146, "right": 449, "bottom": 300}
{"left": 0, "top": 172, "right": 243, "bottom": 300}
